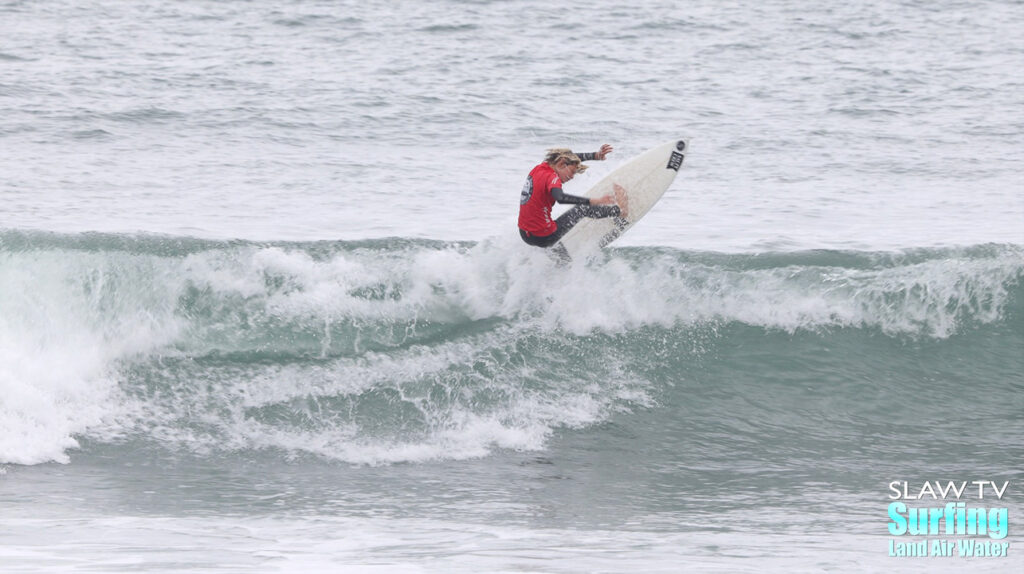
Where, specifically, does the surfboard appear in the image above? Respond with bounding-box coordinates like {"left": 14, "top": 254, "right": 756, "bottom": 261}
{"left": 554, "top": 139, "right": 688, "bottom": 261}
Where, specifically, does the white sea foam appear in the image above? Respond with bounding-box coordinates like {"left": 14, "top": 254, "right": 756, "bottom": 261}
{"left": 0, "top": 250, "right": 184, "bottom": 464}
{"left": 3, "top": 238, "right": 1018, "bottom": 465}
{"left": 401, "top": 240, "right": 1022, "bottom": 337}
{"left": 0, "top": 513, "right": 967, "bottom": 574}
{"left": 111, "top": 323, "right": 653, "bottom": 465}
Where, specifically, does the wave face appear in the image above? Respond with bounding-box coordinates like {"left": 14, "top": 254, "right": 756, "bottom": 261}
{"left": 1, "top": 230, "right": 1021, "bottom": 466}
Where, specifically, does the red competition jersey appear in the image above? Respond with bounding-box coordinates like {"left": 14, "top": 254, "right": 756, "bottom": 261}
{"left": 517, "top": 162, "right": 562, "bottom": 236}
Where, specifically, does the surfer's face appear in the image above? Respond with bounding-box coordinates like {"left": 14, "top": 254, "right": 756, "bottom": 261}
{"left": 554, "top": 160, "right": 579, "bottom": 182}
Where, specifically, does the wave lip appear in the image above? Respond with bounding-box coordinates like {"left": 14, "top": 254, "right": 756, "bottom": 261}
{"left": 660, "top": 245, "right": 1023, "bottom": 338}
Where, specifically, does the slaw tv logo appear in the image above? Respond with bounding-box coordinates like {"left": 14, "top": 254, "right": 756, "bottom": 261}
{"left": 887, "top": 480, "right": 1010, "bottom": 558}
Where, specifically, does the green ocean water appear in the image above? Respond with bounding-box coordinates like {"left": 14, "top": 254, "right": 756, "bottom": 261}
{"left": 1, "top": 231, "right": 1021, "bottom": 572}
{"left": 2, "top": 230, "right": 1021, "bottom": 465}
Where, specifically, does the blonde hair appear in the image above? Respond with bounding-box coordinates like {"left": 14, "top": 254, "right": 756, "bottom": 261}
{"left": 544, "top": 148, "right": 588, "bottom": 173}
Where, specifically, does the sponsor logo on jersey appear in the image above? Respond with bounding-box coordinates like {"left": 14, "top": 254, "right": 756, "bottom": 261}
{"left": 520, "top": 176, "right": 534, "bottom": 205}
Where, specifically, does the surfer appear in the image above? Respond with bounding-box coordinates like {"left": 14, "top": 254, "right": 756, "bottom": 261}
{"left": 518, "top": 145, "right": 629, "bottom": 248}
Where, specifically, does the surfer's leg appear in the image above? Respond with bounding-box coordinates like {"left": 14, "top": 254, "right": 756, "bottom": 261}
{"left": 553, "top": 204, "right": 621, "bottom": 238}
{"left": 520, "top": 205, "right": 621, "bottom": 249}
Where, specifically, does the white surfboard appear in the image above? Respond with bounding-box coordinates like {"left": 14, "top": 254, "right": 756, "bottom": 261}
{"left": 554, "top": 139, "right": 688, "bottom": 260}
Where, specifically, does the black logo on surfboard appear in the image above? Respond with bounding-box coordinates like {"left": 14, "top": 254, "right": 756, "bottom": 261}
{"left": 667, "top": 151, "right": 684, "bottom": 171}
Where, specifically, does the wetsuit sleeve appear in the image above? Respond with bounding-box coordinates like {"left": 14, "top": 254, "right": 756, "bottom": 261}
{"left": 550, "top": 188, "right": 590, "bottom": 205}
{"left": 576, "top": 152, "right": 597, "bottom": 162}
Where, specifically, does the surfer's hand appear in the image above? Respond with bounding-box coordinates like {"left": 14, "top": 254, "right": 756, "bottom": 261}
{"left": 595, "top": 144, "right": 613, "bottom": 160}
{"left": 591, "top": 194, "right": 616, "bottom": 206}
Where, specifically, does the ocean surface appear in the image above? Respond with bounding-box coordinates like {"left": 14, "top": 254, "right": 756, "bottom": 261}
{"left": 1, "top": 0, "right": 1022, "bottom": 572}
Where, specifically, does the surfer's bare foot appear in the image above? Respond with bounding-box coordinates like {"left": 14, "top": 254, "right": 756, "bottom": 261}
{"left": 613, "top": 183, "right": 630, "bottom": 219}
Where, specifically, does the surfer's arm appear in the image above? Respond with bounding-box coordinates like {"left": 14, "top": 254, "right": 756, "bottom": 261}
{"left": 550, "top": 188, "right": 592, "bottom": 205}
{"left": 575, "top": 144, "right": 614, "bottom": 162}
